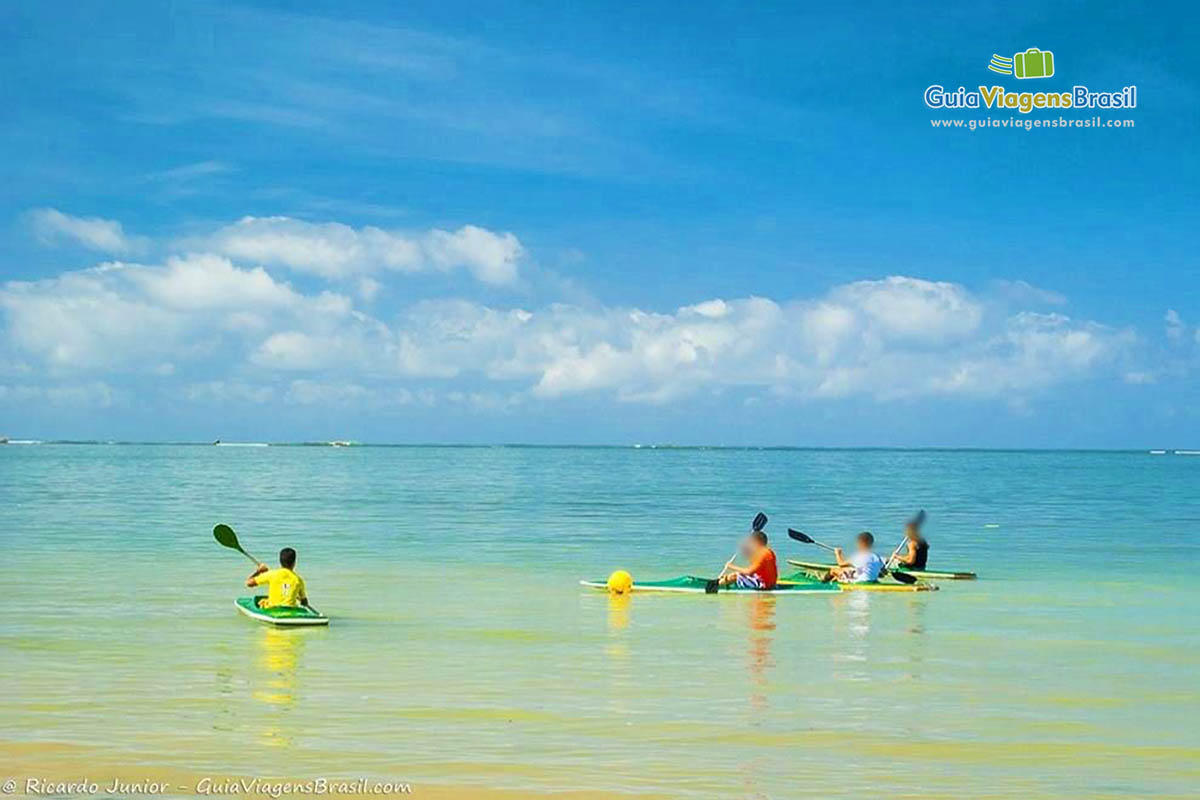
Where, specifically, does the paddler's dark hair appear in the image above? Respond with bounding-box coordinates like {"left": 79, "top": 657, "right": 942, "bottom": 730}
{"left": 857, "top": 531, "right": 874, "bottom": 546}
{"left": 752, "top": 530, "right": 768, "bottom": 545}
{"left": 280, "top": 547, "right": 297, "bottom": 568}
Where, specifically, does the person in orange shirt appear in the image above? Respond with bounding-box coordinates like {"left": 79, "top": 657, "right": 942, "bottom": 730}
{"left": 715, "top": 530, "right": 778, "bottom": 590}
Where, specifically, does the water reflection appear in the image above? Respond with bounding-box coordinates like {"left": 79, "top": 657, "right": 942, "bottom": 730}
{"left": 252, "top": 629, "right": 303, "bottom": 747}
{"left": 830, "top": 592, "right": 929, "bottom": 682}
{"left": 831, "top": 591, "right": 872, "bottom": 679}
{"left": 604, "top": 593, "right": 632, "bottom": 662}
{"left": 899, "top": 596, "right": 928, "bottom": 682}
{"left": 746, "top": 596, "right": 776, "bottom": 713}
{"left": 603, "top": 593, "right": 633, "bottom": 714}
{"left": 607, "top": 592, "right": 632, "bottom": 632}
{"left": 903, "top": 594, "right": 927, "bottom": 635}
{"left": 736, "top": 597, "right": 777, "bottom": 798}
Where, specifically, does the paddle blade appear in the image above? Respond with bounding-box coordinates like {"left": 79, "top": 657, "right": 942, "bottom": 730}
{"left": 751, "top": 511, "right": 768, "bottom": 532}
{"left": 888, "top": 570, "right": 919, "bottom": 584}
{"left": 787, "top": 528, "right": 815, "bottom": 544}
{"left": 213, "top": 523, "right": 242, "bottom": 551}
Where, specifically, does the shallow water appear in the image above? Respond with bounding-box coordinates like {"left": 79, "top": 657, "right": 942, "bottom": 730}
{"left": 1, "top": 445, "right": 1197, "bottom": 797}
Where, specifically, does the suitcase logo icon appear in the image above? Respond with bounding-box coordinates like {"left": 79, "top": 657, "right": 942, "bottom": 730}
{"left": 988, "top": 48, "right": 1055, "bottom": 79}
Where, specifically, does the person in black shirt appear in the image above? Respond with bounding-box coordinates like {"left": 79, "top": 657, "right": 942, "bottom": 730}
{"left": 892, "top": 518, "right": 929, "bottom": 570}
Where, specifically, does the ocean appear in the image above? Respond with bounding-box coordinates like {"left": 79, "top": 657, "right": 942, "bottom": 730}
{"left": 1, "top": 445, "right": 1196, "bottom": 798}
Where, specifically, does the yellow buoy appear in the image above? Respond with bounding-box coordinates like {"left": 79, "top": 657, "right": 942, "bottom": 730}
{"left": 606, "top": 570, "right": 634, "bottom": 594}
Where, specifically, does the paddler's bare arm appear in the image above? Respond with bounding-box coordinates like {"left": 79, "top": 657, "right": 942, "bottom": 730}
{"left": 245, "top": 563, "right": 268, "bottom": 587}
{"left": 725, "top": 551, "right": 764, "bottom": 576}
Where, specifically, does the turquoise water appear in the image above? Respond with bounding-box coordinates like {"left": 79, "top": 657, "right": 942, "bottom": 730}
{"left": 1, "top": 445, "right": 1197, "bottom": 797}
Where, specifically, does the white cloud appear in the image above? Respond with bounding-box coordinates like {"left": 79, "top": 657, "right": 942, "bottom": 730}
{"left": 0, "top": 243, "right": 1138, "bottom": 410}
{"left": 0, "top": 254, "right": 348, "bottom": 371}
{"left": 146, "top": 160, "right": 234, "bottom": 182}
{"left": 472, "top": 288, "right": 1129, "bottom": 403}
{"left": 235, "top": 278, "right": 1129, "bottom": 405}
{"left": 827, "top": 276, "right": 982, "bottom": 346}
{"left": 200, "top": 216, "right": 523, "bottom": 284}
{"left": 28, "top": 208, "right": 146, "bottom": 254}
{"left": 129, "top": 253, "right": 312, "bottom": 311}
{"left": 991, "top": 279, "right": 1067, "bottom": 307}
{"left": 423, "top": 225, "right": 523, "bottom": 285}
{"left": 357, "top": 277, "right": 382, "bottom": 302}
{"left": 1165, "top": 309, "right": 1185, "bottom": 342}
{"left": 918, "top": 312, "right": 1133, "bottom": 398}
{"left": 252, "top": 330, "right": 362, "bottom": 371}
{"left": 1, "top": 268, "right": 183, "bottom": 369}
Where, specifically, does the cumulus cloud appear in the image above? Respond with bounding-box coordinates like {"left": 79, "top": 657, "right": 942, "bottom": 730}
{"left": 5, "top": 208, "right": 1147, "bottom": 422}
{"left": 28, "top": 208, "right": 146, "bottom": 254}
{"left": 827, "top": 276, "right": 982, "bottom": 346}
{"left": 235, "top": 277, "right": 1137, "bottom": 404}
{"left": 0, "top": 252, "right": 1137, "bottom": 410}
{"left": 200, "top": 216, "right": 523, "bottom": 284}
{"left": 462, "top": 284, "right": 1129, "bottom": 403}
{"left": 0, "top": 254, "right": 348, "bottom": 370}
{"left": 918, "top": 312, "right": 1133, "bottom": 398}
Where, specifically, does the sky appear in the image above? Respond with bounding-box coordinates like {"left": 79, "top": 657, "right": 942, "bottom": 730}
{"left": 0, "top": 0, "right": 1197, "bottom": 446}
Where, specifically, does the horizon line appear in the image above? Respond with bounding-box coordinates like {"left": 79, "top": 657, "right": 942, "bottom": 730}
{"left": 1, "top": 440, "right": 1192, "bottom": 453}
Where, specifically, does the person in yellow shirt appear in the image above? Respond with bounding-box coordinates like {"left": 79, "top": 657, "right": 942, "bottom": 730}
{"left": 245, "top": 547, "right": 309, "bottom": 609}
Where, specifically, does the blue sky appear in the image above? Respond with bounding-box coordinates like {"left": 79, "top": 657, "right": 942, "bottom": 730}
{"left": 0, "top": 0, "right": 1196, "bottom": 445}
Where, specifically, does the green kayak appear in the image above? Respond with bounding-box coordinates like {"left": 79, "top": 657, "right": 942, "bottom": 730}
{"left": 580, "top": 575, "right": 840, "bottom": 594}
{"left": 787, "top": 558, "right": 976, "bottom": 581}
{"left": 780, "top": 571, "right": 937, "bottom": 592}
{"left": 581, "top": 574, "right": 936, "bottom": 594}
{"left": 235, "top": 596, "right": 329, "bottom": 627}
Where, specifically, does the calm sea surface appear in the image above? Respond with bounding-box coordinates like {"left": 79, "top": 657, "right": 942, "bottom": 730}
{"left": 1, "top": 445, "right": 1197, "bottom": 797}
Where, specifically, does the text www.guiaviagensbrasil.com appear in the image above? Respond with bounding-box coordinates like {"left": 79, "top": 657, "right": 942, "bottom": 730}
{"left": 931, "top": 116, "right": 1134, "bottom": 131}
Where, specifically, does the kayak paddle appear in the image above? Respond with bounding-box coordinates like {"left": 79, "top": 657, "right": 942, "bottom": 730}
{"left": 787, "top": 528, "right": 918, "bottom": 585}
{"left": 707, "top": 511, "right": 768, "bottom": 594}
{"left": 883, "top": 538, "right": 907, "bottom": 571}
{"left": 214, "top": 523, "right": 322, "bottom": 615}
{"left": 213, "top": 523, "right": 261, "bottom": 565}
{"left": 787, "top": 528, "right": 835, "bottom": 552}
